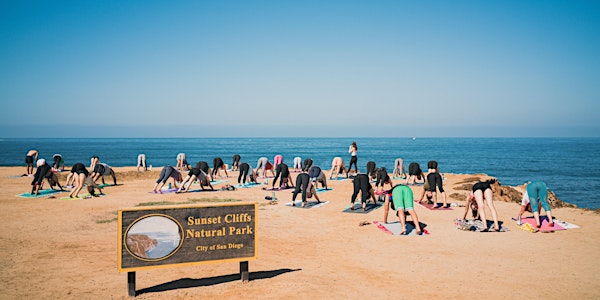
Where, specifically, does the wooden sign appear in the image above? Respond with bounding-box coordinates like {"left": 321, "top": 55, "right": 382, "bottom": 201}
{"left": 118, "top": 202, "right": 257, "bottom": 272}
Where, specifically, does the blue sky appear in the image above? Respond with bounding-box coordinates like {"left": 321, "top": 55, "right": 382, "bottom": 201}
{"left": 1, "top": 0, "right": 599, "bottom": 137}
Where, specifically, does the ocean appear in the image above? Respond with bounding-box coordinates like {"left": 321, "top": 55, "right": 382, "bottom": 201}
{"left": 1, "top": 137, "right": 598, "bottom": 210}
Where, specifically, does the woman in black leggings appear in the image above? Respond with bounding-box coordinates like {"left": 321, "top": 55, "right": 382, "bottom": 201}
{"left": 348, "top": 141, "right": 358, "bottom": 174}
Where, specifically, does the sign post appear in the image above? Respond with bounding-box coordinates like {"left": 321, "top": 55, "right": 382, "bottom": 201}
{"left": 118, "top": 202, "right": 257, "bottom": 297}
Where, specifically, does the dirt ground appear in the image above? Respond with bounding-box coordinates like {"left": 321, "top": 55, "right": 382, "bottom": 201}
{"left": 1, "top": 166, "right": 598, "bottom": 299}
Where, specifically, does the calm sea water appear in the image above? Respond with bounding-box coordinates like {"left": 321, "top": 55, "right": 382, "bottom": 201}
{"left": 1, "top": 137, "right": 598, "bottom": 209}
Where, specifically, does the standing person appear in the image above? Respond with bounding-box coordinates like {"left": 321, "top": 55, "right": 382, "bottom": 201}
{"left": 212, "top": 157, "right": 228, "bottom": 178}
{"left": 67, "top": 163, "right": 89, "bottom": 198}
{"left": 350, "top": 173, "right": 377, "bottom": 210}
{"left": 137, "top": 154, "right": 147, "bottom": 172}
{"left": 231, "top": 154, "right": 241, "bottom": 171}
{"left": 466, "top": 180, "right": 500, "bottom": 231}
{"left": 25, "top": 149, "right": 39, "bottom": 175}
{"left": 525, "top": 181, "right": 555, "bottom": 228}
{"left": 383, "top": 185, "right": 423, "bottom": 235}
{"left": 348, "top": 141, "right": 358, "bottom": 174}
{"left": 237, "top": 162, "right": 257, "bottom": 185}
{"left": 291, "top": 171, "right": 321, "bottom": 207}
{"left": 293, "top": 157, "right": 302, "bottom": 172}
{"left": 330, "top": 157, "right": 348, "bottom": 179}
{"left": 52, "top": 154, "right": 64, "bottom": 172}
{"left": 176, "top": 153, "right": 187, "bottom": 170}
{"left": 393, "top": 158, "right": 406, "bottom": 178}
{"left": 272, "top": 163, "right": 293, "bottom": 189}
{"left": 90, "top": 162, "right": 117, "bottom": 185}
{"left": 308, "top": 165, "right": 328, "bottom": 189}
{"left": 375, "top": 167, "right": 393, "bottom": 192}
{"left": 178, "top": 167, "right": 214, "bottom": 192}
{"left": 302, "top": 158, "right": 313, "bottom": 172}
{"left": 426, "top": 160, "right": 447, "bottom": 208}
{"left": 366, "top": 161, "right": 377, "bottom": 179}
{"left": 152, "top": 166, "right": 182, "bottom": 193}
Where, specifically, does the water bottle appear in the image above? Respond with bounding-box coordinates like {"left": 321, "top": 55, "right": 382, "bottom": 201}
{"left": 168, "top": 183, "right": 172, "bottom": 189}
{"left": 272, "top": 192, "right": 277, "bottom": 201}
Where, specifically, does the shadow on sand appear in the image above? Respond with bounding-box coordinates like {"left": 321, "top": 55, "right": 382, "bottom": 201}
{"left": 137, "top": 268, "right": 301, "bottom": 296}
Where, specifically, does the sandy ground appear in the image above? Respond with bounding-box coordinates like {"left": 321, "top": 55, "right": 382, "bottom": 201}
{"left": 1, "top": 166, "right": 598, "bottom": 299}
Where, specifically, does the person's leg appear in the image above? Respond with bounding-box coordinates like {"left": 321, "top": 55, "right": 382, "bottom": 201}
{"left": 350, "top": 178, "right": 360, "bottom": 209}
{"left": 434, "top": 174, "right": 447, "bottom": 207}
{"left": 300, "top": 176, "right": 309, "bottom": 205}
{"left": 70, "top": 173, "right": 85, "bottom": 197}
{"left": 483, "top": 188, "right": 500, "bottom": 230}
{"left": 52, "top": 174, "right": 64, "bottom": 190}
{"left": 238, "top": 168, "right": 244, "bottom": 184}
{"left": 187, "top": 175, "right": 198, "bottom": 191}
{"left": 222, "top": 166, "right": 228, "bottom": 178}
{"left": 399, "top": 186, "right": 418, "bottom": 234}
{"left": 153, "top": 168, "right": 169, "bottom": 192}
{"left": 527, "top": 183, "right": 542, "bottom": 227}
{"left": 110, "top": 169, "right": 117, "bottom": 185}
{"left": 536, "top": 183, "right": 554, "bottom": 226}
{"left": 473, "top": 189, "right": 488, "bottom": 230}
{"left": 396, "top": 208, "right": 407, "bottom": 234}
{"left": 292, "top": 176, "right": 303, "bottom": 203}
{"left": 407, "top": 209, "right": 422, "bottom": 234}
{"left": 383, "top": 195, "right": 391, "bottom": 223}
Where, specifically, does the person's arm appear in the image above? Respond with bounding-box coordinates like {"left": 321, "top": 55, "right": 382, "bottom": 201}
{"left": 462, "top": 193, "right": 473, "bottom": 219}
{"left": 311, "top": 184, "right": 320, "bottom": 202}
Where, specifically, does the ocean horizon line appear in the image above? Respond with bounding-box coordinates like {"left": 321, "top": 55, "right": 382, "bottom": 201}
{"left": 2, "top": 136, "right": 599, "bottom": 140}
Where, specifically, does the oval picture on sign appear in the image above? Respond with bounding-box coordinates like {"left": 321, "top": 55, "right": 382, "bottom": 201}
{"left": 125, "top": 215, "right": 183, "bottom": 261}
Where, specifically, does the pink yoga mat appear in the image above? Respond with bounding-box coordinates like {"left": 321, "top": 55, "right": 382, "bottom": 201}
{"left": 373, "top": 220, "right": 429, "bottom": 236}
{"left": 518, "top": 216, "right": 565, "bottom": 232}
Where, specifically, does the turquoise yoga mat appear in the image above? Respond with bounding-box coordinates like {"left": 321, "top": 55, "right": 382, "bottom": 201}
{"left": 17, "top": 189, "right": 65, "bottom": 198}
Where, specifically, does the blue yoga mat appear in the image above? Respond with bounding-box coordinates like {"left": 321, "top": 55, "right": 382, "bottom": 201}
{"left": 342, "top": 202, "right": 382, "bottom": 214}
{"left": 17, "top": 189, "right": 65, "bottom": 198}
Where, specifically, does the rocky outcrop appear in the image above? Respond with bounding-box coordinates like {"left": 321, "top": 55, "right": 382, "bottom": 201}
{"left": 126, "top": 234, "right": 157, "bottom": 258}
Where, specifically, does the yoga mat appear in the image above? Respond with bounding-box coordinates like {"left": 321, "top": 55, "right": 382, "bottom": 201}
{"left": 236, "top": 182, "right": 264, "bottom": 188}
{"left": 97, "top": 183, "right": 114, "bottom": 188}
{"left": 417, "top": 202, "right": 453, "bottom": 210}
{"left": 148, "top": 188, "right": 179, "bottom": 194}
{"left": 329, "top": 176, "right": 348, "bottom": 181}
{"left": 285, "top": 200, "right": 329, "bottom": 209}
{"left": 373, "top": 221, "right": 429, "bottom": 236}
{"left": 342, "top": 202, "right": 382, "bottom": 214}
{"left": 454, "top": 219, "right": 508, "bottom": 232}
{"left": 514, "top": 216, "right": 566, "bottom": 232}
{"left": 553, "top": 218, "right": 579, "bottom": 229}
{"left": 17, "top": 189, "right": 65, "bottom": 198}
{"left": 263, "top": 186, "right": 294, "bottom": 191}
{"left": 59, "top": 193, "right": 105, "bottom": 200}
{"left": 184, "top": 189, "right": 218, "bottom": 193}
{"left": 209, "top": 179, "right": 228, "bottom": 185}
{"left": 316, "top": 188, "right": 333, "bottom": 194}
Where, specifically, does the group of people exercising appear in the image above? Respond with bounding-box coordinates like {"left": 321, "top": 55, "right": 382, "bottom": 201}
{"left": 25, "top": 144, "right": 555, "bottom": 232}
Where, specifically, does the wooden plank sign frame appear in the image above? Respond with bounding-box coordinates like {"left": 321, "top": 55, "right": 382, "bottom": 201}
{"left": 118, "top": 202, "right": 257, "bottom": 296}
